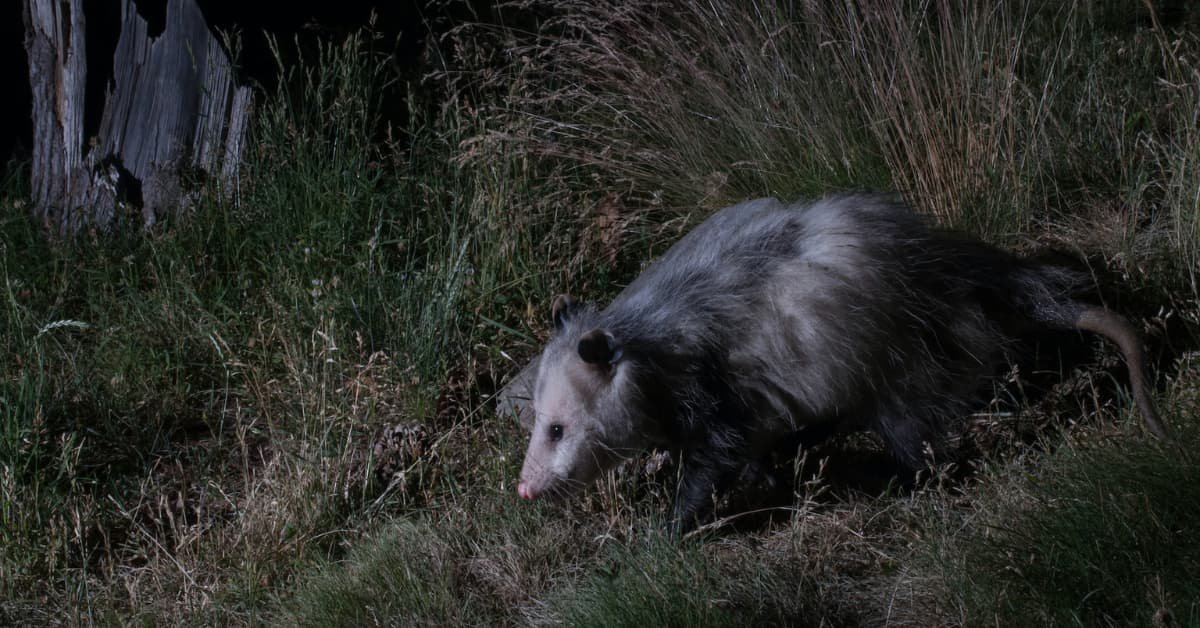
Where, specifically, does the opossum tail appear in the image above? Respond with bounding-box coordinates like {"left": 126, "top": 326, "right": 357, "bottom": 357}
{"left": 1009, "top": 264, "right": 1170, "bottom": 441}
{"left": 1073, "top": 307, "right": 1170, "bottom": 441}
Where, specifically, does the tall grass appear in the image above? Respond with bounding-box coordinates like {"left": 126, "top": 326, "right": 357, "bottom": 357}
{"left": 447, "top": 0, "right": 1105, "bottom": 237}
{"left": 448, "top": 0, "right": 888, "bottom": 214}
{"left": 905, "top": 357, "right": 1200, "bottom": 625}
{"left": 0, "top": 28, "right": 484, "bottom": 620}
{"left": 448, "top": 0, "right": 1200, "bottom": 247}
{"left": 1149, "top": 29, "right": 1200, "bottom": 290}
{"left": 813, "top": 0, "right": 1068, "bottom": 232}
{"left": 245, "top": 30, "right": 476, "bottom": 382}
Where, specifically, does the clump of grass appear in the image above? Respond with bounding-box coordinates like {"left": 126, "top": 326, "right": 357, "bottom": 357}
{"left": 542, "top": 521, "right": 865, "bottom": 626}
{"left": 244, "top": 29, "right": 475, "bottom": 382}
{"left": 0, "top": 223, "right": 102, "bottom": 617}
{"left": 277, "top": 520, "right": 480, "bottom": 626}
{"left": 548, "top": 534, "right": 736, "bottom": 627}
{"left": 276, "top": 484, "right": 582, "bottom": 626}
{"left": 446, "top": 0, "right": 1095, "bottom": 237}
{"left": 447, "top": 0, "right": 888, "bottom": 215}
{"left": 811, "top": 0, "right": 1068, "bottom": 232}
{"left": 448, "top": 0, "right": 1200, "bottom": 248}
{"left": 901, "top": 352, "right": 1200, "bottom": 626}
{"left": 1145, "top": 28, "right": 1200, "bottom": 290}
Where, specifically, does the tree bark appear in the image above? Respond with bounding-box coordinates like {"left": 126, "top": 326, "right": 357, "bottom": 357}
{"left": 22, "top": 0, "right": 252, "bottom": 235}
{"left": 22, "top": 0, "right": 89, "bottom": 233}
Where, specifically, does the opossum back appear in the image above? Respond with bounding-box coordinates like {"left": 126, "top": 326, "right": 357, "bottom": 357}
{"left": 606, "top": 196, "right": 899, "bottom": 340}
{"left": 583, "top": 195, "right": 1078, "bottom": 463}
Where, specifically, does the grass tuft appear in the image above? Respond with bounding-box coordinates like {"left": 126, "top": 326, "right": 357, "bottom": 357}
{"left": 277, "top": 520, "right": 479, "bottom": 626}
{"left": 904, "top": 354, "right": 1200, "bottom": 626}
{"left": 549, "top": 535, "right": 736, "bottom": 628}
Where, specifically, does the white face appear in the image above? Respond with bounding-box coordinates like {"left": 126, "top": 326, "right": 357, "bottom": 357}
{"left": 516, "top": 349, "right": 635, "bottom": 501}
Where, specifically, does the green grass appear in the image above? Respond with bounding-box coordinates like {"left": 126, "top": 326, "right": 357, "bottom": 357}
{"left": 279, "top": 520, "right": 485, "bottom": 626}
{"left": 551, "top": 535, "right": 739, "bottom": 627}
{"left": 913, "top": 377, "right": 1200, "bottom": 626}
{"left": 2, "top": 0, "right": 1199, "bottom": 624}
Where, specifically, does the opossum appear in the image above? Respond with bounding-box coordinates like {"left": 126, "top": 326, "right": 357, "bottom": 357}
{"left": 513, "top": 194, "right": 1168, "bottom": 531}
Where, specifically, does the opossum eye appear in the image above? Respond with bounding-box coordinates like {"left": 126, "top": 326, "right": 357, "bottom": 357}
{"left": 548, "top": 423, "right": 564, "bottom": 442}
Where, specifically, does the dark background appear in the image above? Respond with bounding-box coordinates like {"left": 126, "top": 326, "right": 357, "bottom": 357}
{"left": 2, "top": 0, "right": 442, "bottom": 165}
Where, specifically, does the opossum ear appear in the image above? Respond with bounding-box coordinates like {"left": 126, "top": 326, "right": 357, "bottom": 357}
{"left": 552, "top": 294, "right": 581, "bottom": 330}
{"left": 578, "top": 328, "right": 622, "bottom": 366}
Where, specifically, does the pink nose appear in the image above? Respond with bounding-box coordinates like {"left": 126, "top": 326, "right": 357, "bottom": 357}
{"left": 517, "top": 481, "right": 537, "bottom": 500}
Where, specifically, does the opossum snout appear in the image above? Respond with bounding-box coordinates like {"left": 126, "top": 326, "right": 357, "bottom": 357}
{"left": 517, "top": 480, "right": 537, "bottom": 500}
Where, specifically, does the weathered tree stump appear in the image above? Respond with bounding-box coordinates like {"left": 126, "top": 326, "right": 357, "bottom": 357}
{"left": 22, "top": 0, "right": 252, "bottom": 234}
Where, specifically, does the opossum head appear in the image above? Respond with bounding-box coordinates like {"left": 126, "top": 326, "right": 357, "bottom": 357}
{"left": 517, "top": 295, "right": 652, "bottom": 501}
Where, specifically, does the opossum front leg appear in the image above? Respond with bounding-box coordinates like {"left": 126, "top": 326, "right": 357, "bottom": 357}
{"left": 668, "top": 448, "right": 742, "bottom": 534}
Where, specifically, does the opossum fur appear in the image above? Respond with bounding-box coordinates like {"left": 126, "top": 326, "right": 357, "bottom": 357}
{"left": 514, "top": 194, "right": 1167, "bottom": 531}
